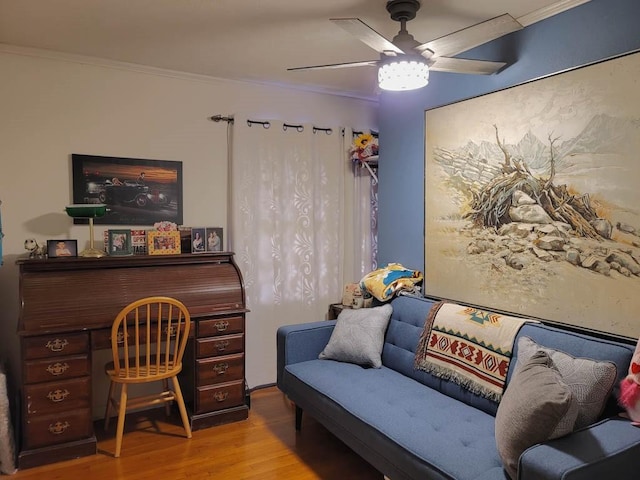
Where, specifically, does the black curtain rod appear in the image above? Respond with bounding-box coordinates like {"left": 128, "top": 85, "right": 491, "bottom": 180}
{"left": 283, "top": 123, "right": 304, "bottom": 132}
{"left": 247, "top": 119, "right": 271, "bottom": 129}
{"left": 245, "top": 119, "right": 333, "bottom": 134}
{"left": 211, "top": 115, "right": 366, "bottom": 137}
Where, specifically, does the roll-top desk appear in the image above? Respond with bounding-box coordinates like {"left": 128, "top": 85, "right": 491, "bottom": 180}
{"left": 17, "top": 253, "right": 249, "bottom": 469}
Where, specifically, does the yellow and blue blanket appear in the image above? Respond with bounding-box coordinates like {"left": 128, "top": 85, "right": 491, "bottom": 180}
{"left": 360, "top": 263, "right": 423, "bottom": 302}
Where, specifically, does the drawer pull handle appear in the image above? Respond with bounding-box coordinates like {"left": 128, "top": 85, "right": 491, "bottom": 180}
{"left": 47, "top": 389, "right": 70, "bottom": 403}
{"left": 213, "top": 391, "right": 228, "bottom": 402}
{"left": 215, "top": 321, "right": 229, "bottom": 332}
{"left": 48, "top": 421, "right": 70, "bottom": 435}
{"left": 114, "top": 331, "right": 126, "bottom": 345}
{"left": 215, "top": 340, "right": 229, "bottom": 352}
{"left": 212, "top": 363, "right": 229, "bottom": 375}
{"left": 46, "top": 362, "right": 70, "bottom": 376}
{"left": 45, "top": 339, "right": 69, "bottom": 352}
{"left": 164, "top": 325, "right": 177, "bottom": 337}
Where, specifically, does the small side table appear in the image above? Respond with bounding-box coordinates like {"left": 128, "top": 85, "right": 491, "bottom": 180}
{"left": 328, "top": 303, "right": 351, "bottom": 320}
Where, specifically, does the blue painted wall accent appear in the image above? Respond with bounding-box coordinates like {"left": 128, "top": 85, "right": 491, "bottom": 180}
{"left": 377, "top": 0, "right": 640, "bottom": 272}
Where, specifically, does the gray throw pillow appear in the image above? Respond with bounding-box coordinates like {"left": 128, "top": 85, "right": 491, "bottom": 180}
{"left": 516, "top": 336, "right": 617, "bottom": 429}
{"left": 495, "top": 350, "right": 578, "bottom": 480}
{"left": 319, "top": 304, "right": 393, "bottom": 368}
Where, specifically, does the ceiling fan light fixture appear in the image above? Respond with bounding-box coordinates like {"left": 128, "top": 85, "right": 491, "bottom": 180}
{"left": 378, "top": 58, "right": 429, "bottom": 91}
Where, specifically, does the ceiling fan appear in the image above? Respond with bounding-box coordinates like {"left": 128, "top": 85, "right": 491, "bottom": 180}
{"left": 288, "top": 0, "right": 523, "bottom": 91}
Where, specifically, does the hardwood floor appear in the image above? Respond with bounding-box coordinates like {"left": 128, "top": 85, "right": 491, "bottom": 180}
{"left": 11, "top": 387, "right": 383, "bottom": 479}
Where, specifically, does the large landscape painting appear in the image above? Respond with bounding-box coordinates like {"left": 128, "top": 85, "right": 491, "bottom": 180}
{"left": 425, "top": 50, "right": 640, "bottom": 339}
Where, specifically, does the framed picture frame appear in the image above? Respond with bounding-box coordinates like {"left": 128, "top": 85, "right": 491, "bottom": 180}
{"left": 424, "top": 50, "right": 640, "bottom": 339}
{"left": 131, "top": 229, "right": 147, "bottom": 255}
{"left": 47, "top": 239, "right": 78, "bottom": 258}
{"left": 205, "top": 227, "right": 223, "bottom": 252}
{"left": 178, "top": 226, "right": 192, "bottom": 253}
{"left": 147, "top": 230, "right": 181, "bottom": 255}
{"left": 71, "top": 154, "right": 183, "bottom": 226}
{"left": 107, "top": 229, "right": 133, "bottom": 256}
{"left": 191, "top": 227, "right": 206, "bottom": 254}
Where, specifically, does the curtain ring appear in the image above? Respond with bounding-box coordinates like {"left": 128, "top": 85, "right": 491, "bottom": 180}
{"left": 283, "top": 123, "right": 304, "bottom": 132}
{"left": 247, "top": 120, "right": 270, "bottom": 129}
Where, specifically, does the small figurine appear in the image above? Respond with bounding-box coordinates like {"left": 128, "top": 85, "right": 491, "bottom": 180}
{"left": 619, "top": 338, "right": 640, "bottom": 426}
{"left": 24, "top": 238, "right": 44, "bottom": 258}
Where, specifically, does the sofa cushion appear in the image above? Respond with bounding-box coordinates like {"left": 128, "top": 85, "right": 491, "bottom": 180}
{"left": 495, "top": 350, "right": 578, "bottom": 479}
{"left": 284, "top": 359, "right": 505, "bottom": 480}
{"left": 515, "top": 336, "right": 617, "bottom": 429}
{"left": 319, "top": 304, "right": 392, "bottom": 368}
{"left": 510, "top": 323, "right": 634, "bottom": 421}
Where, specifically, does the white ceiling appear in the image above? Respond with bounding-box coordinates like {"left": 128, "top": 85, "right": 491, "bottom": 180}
{"left": 0, "top": 0, "right": 588, "bottom": 100}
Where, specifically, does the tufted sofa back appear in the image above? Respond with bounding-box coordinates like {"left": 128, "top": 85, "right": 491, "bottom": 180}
{"left": 382, "top": 295, "right": 635, "bottom": 418}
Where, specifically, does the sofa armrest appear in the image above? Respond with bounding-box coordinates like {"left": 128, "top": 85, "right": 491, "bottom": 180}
{"left": 276, "top": 321, "right": 336, "bottom": 391}
{"left": 519, "top": 417, "right": 640, "bottom": 480}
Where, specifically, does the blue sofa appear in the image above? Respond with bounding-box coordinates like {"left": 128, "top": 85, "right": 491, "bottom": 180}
{"left": 276, "top": 295, "right": 640, "bottom": 480}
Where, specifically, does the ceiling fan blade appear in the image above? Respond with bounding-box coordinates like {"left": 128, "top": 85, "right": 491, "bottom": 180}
{"left": 416, "top": 13, "right": 522, "bottom": 58}
{"left": 429, "top": 57, "right": 507, "bottom": 75}
{"left": 288, "top": 60, "right": 378, "bottom": 72}
{"left": 331, "top": 18, "right": 405, "bottom": 55}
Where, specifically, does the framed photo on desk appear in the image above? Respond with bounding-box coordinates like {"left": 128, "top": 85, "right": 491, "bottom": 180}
{"left": 148, "top": 231, "right": 181, "bottom": 255}
{"left": 107, "top": 229, "right": 133, "bottom": 256}
{"left": 47, "top": 239, "right": 77, "bottom": 258}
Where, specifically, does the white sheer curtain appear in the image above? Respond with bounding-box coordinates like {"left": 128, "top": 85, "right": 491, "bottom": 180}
{"left": 230, "top": 120, "right": 345, "bottom": 388}
{"left": 349, "top": 134, "right": 378, "bottom": 282}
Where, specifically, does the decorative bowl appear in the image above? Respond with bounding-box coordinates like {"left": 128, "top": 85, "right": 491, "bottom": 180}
{"left": 65, "top": 204, "right": 107, "bottom": 218}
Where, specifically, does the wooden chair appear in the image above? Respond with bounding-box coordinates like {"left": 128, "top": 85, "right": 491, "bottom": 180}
{"left": 104, "top": 296, "right": 192, "bottom": 457}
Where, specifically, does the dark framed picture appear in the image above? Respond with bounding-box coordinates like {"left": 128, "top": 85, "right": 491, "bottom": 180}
{"left": 47, "top": 239, "right": 78, "bottom": 258}
{"left": 178, "top": 226, "right": 192, "bottom": 253}
{"left": 72, "top": 154, "right": 183, "bottom": 226}
{"left": 191, "top": 228, "right": 206, "bottom": 253}
{"left": 108, "top": 229, "right": 133, "bottom": 256}
{"left": 147, "top": 230, "right": 181, "bottom": 255}
{"left": 205, "top": 227, "right": 223, "bottom": 252}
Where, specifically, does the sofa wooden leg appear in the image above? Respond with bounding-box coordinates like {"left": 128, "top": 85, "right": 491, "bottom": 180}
{"left": 295, "top": 405, "right": 303, "bottom": 431}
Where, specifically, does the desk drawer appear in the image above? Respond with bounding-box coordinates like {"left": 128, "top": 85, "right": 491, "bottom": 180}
{"left": 196, "top": 380, "right": 244, "bottom": 414}
{"left": 24, "top": 377, "right": 91, "bottom": 416}
{"left": 91, "top": 323, "right": 190, "bottom": 351}
{"left": 24, "top": 355, "right": 90, "bottom": 384}
{"left": 196, "top": 334, "right": 243, "bottom": 358}
{"left": 196, "top": 354, "right": 244, "bottom": 386}
{"left": 23, "top": 407, "right": 93, "bottom": 449}
{"left": 198, "top": 316, "right": 244, "bottom": 337}
{"left": 23, "top": 333, "right": 89, "bottom": 360}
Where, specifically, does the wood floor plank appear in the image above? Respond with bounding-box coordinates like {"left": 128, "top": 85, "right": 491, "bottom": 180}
{"left": 11, "top": 387, "right": 382, "bottom": 479}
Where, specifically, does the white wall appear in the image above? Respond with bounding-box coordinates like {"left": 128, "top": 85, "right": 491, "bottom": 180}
{"left": 0, "top": 47, "right": 377, "bottom": 414}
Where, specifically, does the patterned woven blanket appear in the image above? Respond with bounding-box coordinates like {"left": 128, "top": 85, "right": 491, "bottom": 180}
{"left": 414, "top": 301, "right": 533, "bottom": 402}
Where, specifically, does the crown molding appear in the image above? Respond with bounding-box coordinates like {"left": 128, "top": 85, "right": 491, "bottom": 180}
{"left": 517, "top": 0, "right": 591, "bottom": 27}
{"left": 0, "top": 43, "right": 236, "bottom": 85}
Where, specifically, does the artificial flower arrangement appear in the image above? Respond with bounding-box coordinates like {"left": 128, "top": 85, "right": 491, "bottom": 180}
{"left": 350, "top": 132, "right": 379, "bottom": 162}
{"left": 153, "top": 221, "right": 178, "bottom": 231}
{"left": 350, "top": 132, "right": 379, "bottom": 182}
